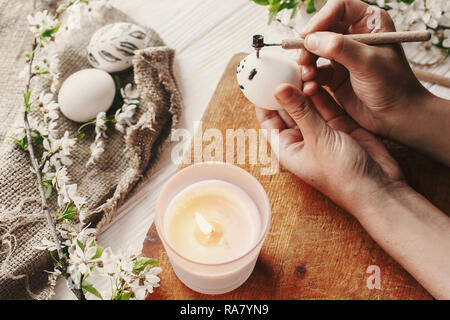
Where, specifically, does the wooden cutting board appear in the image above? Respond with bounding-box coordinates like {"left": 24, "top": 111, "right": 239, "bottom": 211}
{"left": 142, "top": 53, "right": 450, "bottom": 299}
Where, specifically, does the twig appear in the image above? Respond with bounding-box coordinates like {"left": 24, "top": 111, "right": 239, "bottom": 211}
{"left": 24, "top": 37, "right": 85, "bottom": 300}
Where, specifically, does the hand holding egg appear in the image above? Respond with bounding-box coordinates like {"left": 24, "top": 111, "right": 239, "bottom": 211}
{"left": 236, "top": 51, "right": 301, "bottom": 110}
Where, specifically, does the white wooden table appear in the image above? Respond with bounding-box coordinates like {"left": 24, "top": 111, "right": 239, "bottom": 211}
{"left": 53, "top": 0, "right": 450, "bottom": 299}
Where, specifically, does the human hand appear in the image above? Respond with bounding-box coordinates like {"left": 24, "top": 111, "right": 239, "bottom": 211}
{"left": 256, "top": 84, "right": 450, "bottom": 300}
{"left": 256, "top": 83, "right": 405, "bottom": 217}
{"left": 298, "top": 0, "right": 431, "bottom": 139}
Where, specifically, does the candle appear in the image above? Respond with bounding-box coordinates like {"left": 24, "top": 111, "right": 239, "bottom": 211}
{"left": 164, "top": 180, "right": 261, "bottom": 264}
{"left": 156, "top": 162, "right": 271, "bottom": 295}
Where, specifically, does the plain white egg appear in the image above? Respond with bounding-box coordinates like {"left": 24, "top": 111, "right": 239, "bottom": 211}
{"left": 236, "top": 51, "right": 301, "bottom": 110}
{"left": 58, "top": 69, "right": 115, "bottom": 123}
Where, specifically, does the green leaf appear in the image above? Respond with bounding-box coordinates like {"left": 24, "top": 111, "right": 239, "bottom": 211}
{"left": 44, "top": 184, "right": 53, "bottom": 199}
{"left": 114, "top": 75, "right": 123, "bottom": 91}
{"left": 305, "top": 0, "right": 316, "bottom": 14}
{"left": 252, "top": 0, "right": 270, "bottom": 5}
{"left": 58, "top": 203, "right": 77, "bottom": 221}
{"left": 76, "top": 133, "right": 85, "bottom": 140}
{"left": 290, "top": 3, "right": 298, "bottom": 18}
{"left": 11, "top": 136, "right": 27, "bottom": 150}
{"left": 114, "top": 291, "right": 132, "bottom": 300}
{"left": 31, "top": 132, "right": 43, "bottom": 145}
{"left": 133, "top": 257, "right": 159, "bottom": 272}
{"left": 77, "top": 239, "right": 85, "bottom": 252}
{"left": 268, "top": 10, "right": 278, "bottom": 24}
{"left": 82, "top": 280, "right": 103, "bottom": 300}
{"left": 23, "top": 90, "right": 32, "bottom": 110}
{"left": 255, "top": 0, "right": 301, "bottom": 24}
{"left": 92, "top": 245, "right": 104, "bottom": 260}
{"left": 40, "top": 22, "right": 61, "bottom": 39}
{"left": 120, "top": 292, "right": 132, "bottom": 300}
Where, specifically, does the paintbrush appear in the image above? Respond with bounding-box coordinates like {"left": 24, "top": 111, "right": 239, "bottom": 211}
{"left": 252, "top": 31, "right": 431, "bottom": 58}
{"left": 251, "top": 31, "right": 450, "bottom": 88}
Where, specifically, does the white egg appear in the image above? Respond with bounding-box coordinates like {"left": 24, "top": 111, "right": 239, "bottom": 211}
{"left": 58, "top": 69, "right": 115, "bottom": 123}
{"left": 87, "top": 22, "right": 149, "bottom": 73}
{"left": 236, "top": 51, "right": 301, "bottom": 110}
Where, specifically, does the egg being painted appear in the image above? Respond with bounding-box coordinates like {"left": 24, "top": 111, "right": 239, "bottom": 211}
{"left": 87, "top": 22, "right": 149, "bottom": 73}
{"left": 236, "top": 51, "right": 301, "bottom": 110}
{"left": 58, "top": 69, "right": 115, "bottom": 123}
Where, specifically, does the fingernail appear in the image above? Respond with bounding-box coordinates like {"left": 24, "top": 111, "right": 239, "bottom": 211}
{"left": 305, "top": 34, "right": 320, "bottom": 51}
{"left": 298, "top": 49, "right": 306, "bottom": 61}
{"left": 275, "top": 86, "right": 294, "bottom": 103}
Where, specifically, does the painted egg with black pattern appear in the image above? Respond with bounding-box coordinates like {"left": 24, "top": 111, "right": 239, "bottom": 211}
{"left": 236, "top": 51, "right": 301, "bottom": 110}
{"left": 87, "top": 22, "right": 148, "bottom": 73}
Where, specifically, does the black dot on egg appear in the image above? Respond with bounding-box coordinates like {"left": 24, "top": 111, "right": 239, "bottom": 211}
{"left": 239, "top": 85, "right": 244, "bottom": 90}
{"left": 248, "top": 68, "right": 257, "bottom": 80}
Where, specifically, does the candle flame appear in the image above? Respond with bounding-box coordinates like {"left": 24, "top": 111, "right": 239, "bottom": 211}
{"left": 195, "top": 212, "right": 214, "bottom": 236}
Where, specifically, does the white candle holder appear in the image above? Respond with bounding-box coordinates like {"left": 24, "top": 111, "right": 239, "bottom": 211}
{"left": 155, "top": 162, "right": 271, "bottom": 295}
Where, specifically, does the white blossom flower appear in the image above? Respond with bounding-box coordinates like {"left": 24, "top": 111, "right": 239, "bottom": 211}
{"left": 52, "top": 132, "right": 74, "bottom": 160}
{"left": 115, "top": 83, "right": 140, "bottom": 133}
{"left": 127, "top": 266, "right": 161, "bottom": 299}
{"left": 95, "top": 111, "right": 108, "bottom": 138}
{"left": 58, "top": 183, "right": 86, "bottom": 209}
{"left": 78, "top": 208, "right": 89, "bottom": 224}
{"left": 87, "top": 139, "right": 104, "bottom": 166}
{"left": 86, "top": 112, "right": 108, "bottom": 166}
{"left": 85, "top": 0, "right": 111, "bottom": 21}
{"left": 121, "top": 83, "right": 140, "bottom": 105}
{"left": 75, "top": 225, "right": 97, "bottom": 243}
{"left": 97, "top": 246, "right": 161, "bottom": 300}
{"left": 115, "top": 104, "right": 137, "bottom": 133}
{"left": 137, "top": 266, "right": 162, "bottom": 297}
{"left": 27, "top": 10, "right": 56, "bottom": 37}
{"left": 44, "top": 101, "right": 59, "bottom": 122}
{"left": 35, "top": 92, "right": 59, "bottom": 123}
{"left": 52, "top": 167, "right": 69, "bottom": 188}
{"left": 99, "top": 247, "right": 119, "bottom": 275}
{"left": 36, "top": 91, "right": 53, "bottom": 107}
{"left": 443, "top": 29, "right": 450, "bottom": 48}
{"left": 67, "top": 239, "right": 100, "bottom": 289}
{"left": 43, "top": 131, "right": 76, "bottom": 169}
{"left": 68, "top": 241, "right": 99, "bottom": 274}
{"left": 65, "top": 4, "right": 82, "bottom": 31}
{"left": 59, "top": 131, "right": 75, "bottom": 155}
{"left": 35, "top": 237, "right": 58, "bottom": 251}
{"left": 15, "top": 116, "right": 48, "bottom": 137}
{"left": 33, "top": 52, "right": 60, "bottom": 89}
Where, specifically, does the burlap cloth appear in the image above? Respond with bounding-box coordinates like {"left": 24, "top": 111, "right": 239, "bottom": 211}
{"left": 0, "top": 1, "right": 182, "bottom": 299}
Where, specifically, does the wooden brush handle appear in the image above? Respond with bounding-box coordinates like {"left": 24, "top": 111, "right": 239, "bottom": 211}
{"left": 282, "top": 31, "right": 431, "bottom": 49}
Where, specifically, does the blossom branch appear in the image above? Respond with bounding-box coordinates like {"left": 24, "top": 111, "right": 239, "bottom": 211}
{"left": 18, "top": 0, "right": 161, "bottom": 300}
{"left": 22, "top": 10, "right": 86, "bottom": 301}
